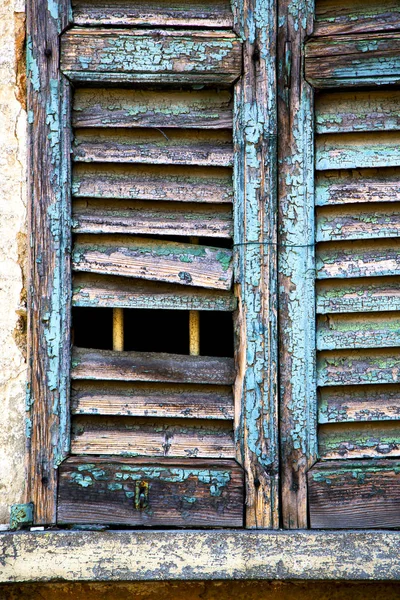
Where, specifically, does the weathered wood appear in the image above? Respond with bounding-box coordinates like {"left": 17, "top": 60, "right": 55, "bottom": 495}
{"left": 317, "top": 312, "right": 400, "bottom": 350}
{"left": 318, "top": 384, "right": 400, "bottom": 423}
{"left": 26, "top": 0, "right": 72, "bottom": 525}
{"left": 277, "top": 0, "right": 316, "bottom": 529}
{"left": 73, "top": 128, "right": 233, "bottom": 167}
{"left": 316, "top": 240, "right": 400, "bottom": 279}
{"left": 72, "top": 235, "right": 233, "bottom": 291}
{"left": 316, "top": 277, "right": 400, "bottom": 314}
{"left": 71, "top": 381, "right": 234, "bottom": 419}
{"left": 316, "top": 132, "right": 400, "bottom": 170}
{"left": 319, "top": 422, "right": 400, "bottom": 459}
{"left": 73, "top": 88, "right": 233, "bottom": 129}
{"left": 232, "top": 0, "right": 279, "bottom": 528}
{"left": 316, "top": 90, "right": 400, "bottom": 134}
{"left": 305, "top": 33, "right": 400, "bottom": 88}
{"left": 72, "top": 273, "right": 237, "bottom": 311}
{"left": 112, "top": 307, "right": 124, "bottom": 352}
{"left": 308, "top": 460, "right": 400, "bottom": 529}
{"left": 314, "top": 0, "right": 400, "bottom": 37}
{"left": 189, "top": 310, "right": 200, "bottom": 356}
{"left": 72, "top": 164, "right": 233, "bottom": 203}
{"left": 72, "top": 0, "right": 234, "bottom": 28}
{"left": 58, "top": 457, "right": 243, "bottom": 527}
{"left": 317, "top": 349, "right": 400, "bottom": 386}
{"left": 71, "top": 347, "right": 235, "bottom": 385}
{"left": 316, "top": 168, "right": 400, "bottom": 206}
{"left": 316, "top": 204, "right": 400, "bottom": 242}
{"left": 72, "top": 201, "right": 232, "bottom": 238}
{"left": 71, "top": 416, "right": 235, "bottom": 458}
{"left": 61, "top": 29, "right": 242, "bottom": 84}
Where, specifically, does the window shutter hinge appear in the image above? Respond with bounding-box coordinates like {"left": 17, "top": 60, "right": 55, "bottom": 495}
{"left": 9, "top": 502, "right": 34, "bottom": 530}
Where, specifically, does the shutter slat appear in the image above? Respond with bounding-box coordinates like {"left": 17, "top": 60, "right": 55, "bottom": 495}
{"left": 316, "top": 168, "right": 400, "bottom": 206}
{"left": 61, "top": 29, "right": 242, "bottom": 84}
{"left": 316, "top": 278, "right": 400, "bottom": 314}
{"left": 316, "top": 204, "right": 400, "bottom": 242}
{"left": 71, "top": 416, "right": 235, "bottom": 458}
{"left": 319, "top": 421, "right": 400, "bottom": 459}
{"left": 58, "top": 457, "right": 243, "bottom": 527}
{"left": 316, "top": 133, "right": 400, "bottom": 170}
{"left": 317, "top": 313, "right": 400, "bottom": 350}
{"left": 318, "top": 384, "right": 400, "bottom": 424}
{"left": 72, "top": 164, "right": 233, "bottom": 203}
{"left": 317, "top": 349, "right": 400, "bottom": 386}
{"left": 73, "top": 88, "right": 233, "bottom": 130}
{"left": 314, "top": 0, "right": 400, "bottom": 37}
{"left": 308, "top": 459, "right": 400, "bottom": 529}
{"left": 72, "top": 235, "right": 233, "bottom": 291}
{"left": 71, "top": 347, "right": 235, "bottom": 385}
{"left": 71, "top": 381, "right": 234, "bottom": 419}
{"left": 316, "top": 240, "right": 400, "bottom": 279}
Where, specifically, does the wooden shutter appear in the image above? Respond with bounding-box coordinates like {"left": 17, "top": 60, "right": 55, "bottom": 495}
{"left": 26, "top": 0, "right": 279, "bottom": 528}
{"left": 279, "top": 0, "right": 400, "bottom": 528}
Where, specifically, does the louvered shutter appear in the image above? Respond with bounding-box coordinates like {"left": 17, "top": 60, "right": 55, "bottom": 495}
{"left": 279, "top": 0, "right": 400, "bottom": 528}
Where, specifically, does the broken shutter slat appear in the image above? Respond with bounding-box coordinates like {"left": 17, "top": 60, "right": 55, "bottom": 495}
{"left": 316, "top": 205, "right": 400, "bottom": 242}
{"left": 71, "top": 381, "right": 234, "bottom": 419}
{"left": 58, "top": 457, "right": 243, "bottom": 527}
{"left": 319, "top": 422, "right": 400, "bottom": 460}
{"left": 316, "top": 240, "right": 400, "bottom": 279}
{"left": 318, "top": 385, "right": 400, "bottom": 424}
{"left": 61, "top": 29, "right": 242, "bottom": 84}
{"left": 72, "top": 273, "right": 237, "bottom": 311}
{"left": 316, "top": 169, "right": 400, "bottom": 206}
{"left": 72, "top": 236, "right": 233, "bottom": 290}
{"left": 317, "top": 313, "right": 400, "bottom": 350}
{"left": 316, "top": 132, "right": 400, "bottom": 170}
{"left": 73, "top": 88, "right": 233, "bottom": 130}
{"left": 308, "top": 460, "right": 400, "bottom": 529}
{"left": 71, "top": 347, "right": 235, "bottom": 385}
{"left": 317, "top": 349, "right": 400, "bottom": 387}
{"left": 316, "top": 278, "right": 400, "bottom": 314}
{"left": 314, "top": 0, "right": 400, "bottom": 37}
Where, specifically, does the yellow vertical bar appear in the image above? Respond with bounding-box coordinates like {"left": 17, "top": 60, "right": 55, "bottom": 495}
{"left": 189, "top": 236, "right": 200, "bottom": 356}
{"left": 113, "top": 307, "right": 124, "bottom": 351}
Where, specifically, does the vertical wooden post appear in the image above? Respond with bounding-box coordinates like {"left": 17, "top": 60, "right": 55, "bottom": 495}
{"left": 189, "top": 236, "right": 200, "bottom": 356}
{"left": 113, "top": 308, "right": 124, "bottom": 352}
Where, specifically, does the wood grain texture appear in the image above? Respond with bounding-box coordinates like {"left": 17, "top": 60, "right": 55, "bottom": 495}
{"left": 26, "top": 0, "right": 72, "bottom": 525}
{"left": 71, "top": 347, "right": 235, "bottom": 385}
{"left": 61, "top": 29, "right": 242, "bottom": 84}
{"left": 71, "top": 381, "right": 234, "bottom": 419}
{"left": 315, "top": 90, "right": 400, "bottom": 134}
{"left": 305, "top": 33, "right": 400, "bottom": 88}
{"left": 277, "top": 0, "right": 316, "bottom": 529}
{"left": 316, "top": 204, "right": 400, "bottom": 242}
{"left": 72, "top": 164, "right": 233, "bottom": 203}
{"left": 318, "top": 422, "right": 400, "bottom": 459}
{"left": 316, "top": 132, "right": 400, "bottom": 170}
{"left": 317, "top": 349, "right": 400, "bottom": 387}
{"left": 317, "top": 312, "right": 400, "bottom": 350}
{"left": 58, "top": 457, "right": 243, "bottom": 527}
{"left": 314, "top": 0, "right": 400, "bottom": 37}
{"left": 316, "top": 168, "right": 400, "bottom": 206}
{"left": 232, "top": 0, "right": 279, "bottom": 528}
{"left": 71, "top": 416, "right": 234, "bottom": 458}
{"left": 316, "top": 240, "right": 400, "bottom": 279}
{"left": 72, "top": 235, "right": 233, "bottom": 291}
{"left": 72, "top": 0, "right": 234, "bottom": 28}
{"left": 73, "top": 88, "right": 233, "bottom": 129}
{"left": 316, "top": 277, "right": 400, "bottom": 314}
{"left": 308, "top": 460, "right": 400, "bottom": 529}
{"left": 72, "top": 273, "right": 237, "bottom": 311}
{"left": 318, "top": 384, "right": 400, "bottom": 423}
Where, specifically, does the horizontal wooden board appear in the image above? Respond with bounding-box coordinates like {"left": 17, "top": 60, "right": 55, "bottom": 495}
{"left": 308, "top": 460, "right": 400, "bottom": 529}
{"left": 318, "top": 384, "right": 400, "bottom": 423}
{"left": 305, "top": 33, "right": 400, "bottom": 88}
{"left": 72, "top": 164, "right": 233, "bottom": 203}
{"left": 72, "top": 200, "right": 233, "bottom": 238}
{"left": 318, "top": 422, "right": 400, "bottom": 459}
{"left": 71, "top": 416, "right": 235, "bottom": 458}
{"left": 61, "top": 29, "right": 242, "bottom": 84}
{"left": 58, "top": 457, "right": 243, "bottom": 527}
{"left": 316, "top": 132, "right": 400, "bottom": 170}
{"left": 317, "top": 349, "right": 400, "bottom": 387}
{"left": 73, "top": 88, "right": 233, "bottom": 130}
{"left": 316, "top": 168, "right": 400, "bottom": 206}
{"left": 314, "top": 0, "right": 400, "bottom": 36}
{"left": 315, "top": 91, "right": 400, "bottom": 134}
{"left": 73, "top": 128, "right": 233, "bottom": 167}
{"left": 71, "top": 381, "right": 234, "bottom": 419}
{"left": 316, "top": 277, "right": 400, "bottom": 314}
{"left": 316, "top": 240, "right": 400, "bottom": 279}
{"left": 316, "top": 204, "right": 400, "bottom": 242}
{"left": 72, "top": 235, "right": 233, "bottom": 290}
{"left": 72, "top": 0, "right": 234, "bottom": 28}
{"left": 72, "top": 273, "right": 237, "bottom": 311}
{"left": 317, "top": 312, "right": 400, "bottom": 350}
{"left": 71, "top": 347, "right": 235, "bottom": 385}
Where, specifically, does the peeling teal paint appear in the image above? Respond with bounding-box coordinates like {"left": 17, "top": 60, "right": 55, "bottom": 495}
{"left": 26, "top": 36, "right": 40, "bottom": 92}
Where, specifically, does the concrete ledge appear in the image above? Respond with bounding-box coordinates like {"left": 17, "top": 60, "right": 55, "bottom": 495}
{"left": 1, "top": 530, "right": 400, "bottom": 582}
